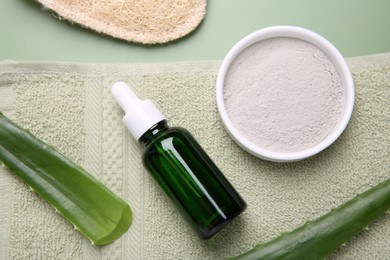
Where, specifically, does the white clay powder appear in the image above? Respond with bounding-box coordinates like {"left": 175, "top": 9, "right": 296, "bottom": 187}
{"left": 224, "top": 37, "right": 343, "bottom": 153}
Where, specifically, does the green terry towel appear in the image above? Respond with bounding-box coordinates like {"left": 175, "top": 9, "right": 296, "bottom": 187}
{"left": 0, "top": 53, "right": 389, "bottom": 259}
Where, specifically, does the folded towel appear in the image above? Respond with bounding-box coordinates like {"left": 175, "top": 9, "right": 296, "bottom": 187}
{"left": 0, "top": 53, "right": 389, "bottom": 259}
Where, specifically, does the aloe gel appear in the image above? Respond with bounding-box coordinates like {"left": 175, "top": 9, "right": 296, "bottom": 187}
{"left": 112, "top": 82, "right": 246, "bottom": 239}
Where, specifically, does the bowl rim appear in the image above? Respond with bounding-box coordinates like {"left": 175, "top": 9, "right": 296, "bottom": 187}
{"left": 216, "top": 25, "right": 354, "bottom": 162}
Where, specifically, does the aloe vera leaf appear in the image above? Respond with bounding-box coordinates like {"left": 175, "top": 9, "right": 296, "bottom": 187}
{"left": 232, "top": 178, "right": 390, "bottom": 259}
{"left": 0, "top": 112, "right": 132, "bottom": 245}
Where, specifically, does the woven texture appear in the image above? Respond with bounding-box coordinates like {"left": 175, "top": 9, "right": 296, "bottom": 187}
{"left": 0, "top": 54, "right": 389, "bottom": 259}
{"left": 37, "top": 0, "right": 207, "bottom": 44}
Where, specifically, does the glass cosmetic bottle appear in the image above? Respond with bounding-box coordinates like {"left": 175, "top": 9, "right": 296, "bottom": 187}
{"left": 112, "top": 82, "right": 246, "bottom": 239}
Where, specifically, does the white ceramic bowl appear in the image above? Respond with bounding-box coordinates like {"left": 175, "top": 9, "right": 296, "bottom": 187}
{"left": 216, "top": 26, "right": 354, "bottom": 162}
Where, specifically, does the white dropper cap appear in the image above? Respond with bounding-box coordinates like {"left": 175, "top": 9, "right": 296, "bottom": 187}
{"left": 111, "top": 82, "right": 165, "bottom": 140}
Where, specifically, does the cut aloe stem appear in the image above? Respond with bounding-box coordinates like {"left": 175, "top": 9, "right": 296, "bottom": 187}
{"left": 0, "top": 112, "right": 132, "bottom": 245}
{"left": 231, "top": 177, "right": 390, "bottom": 259}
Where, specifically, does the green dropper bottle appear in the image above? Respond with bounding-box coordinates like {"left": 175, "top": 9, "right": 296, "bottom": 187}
{"left": 112, "top": 82, "right": 246, "bottom": 239}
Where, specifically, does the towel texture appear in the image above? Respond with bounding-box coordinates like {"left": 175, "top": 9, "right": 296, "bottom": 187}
{"left": 0, "top": 53, "right": 389, "bottom": 259}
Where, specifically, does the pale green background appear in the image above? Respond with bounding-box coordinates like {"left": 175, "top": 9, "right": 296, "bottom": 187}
{"left": 0, "top": 0, "right": 390, "bottom": 62}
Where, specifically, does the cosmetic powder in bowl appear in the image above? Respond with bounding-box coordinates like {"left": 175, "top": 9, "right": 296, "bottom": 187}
{"left": 217, "top": 26, "right": 354, "bottom": 162}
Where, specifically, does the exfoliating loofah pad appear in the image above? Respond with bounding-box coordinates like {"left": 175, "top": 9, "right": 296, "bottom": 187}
{"left": 37, "top": 0, "right": 207, "bottom": 44}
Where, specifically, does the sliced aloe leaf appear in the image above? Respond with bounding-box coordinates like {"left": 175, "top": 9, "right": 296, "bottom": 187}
{"left": 0, "top": 112, "right": 132, "bottom": 245}
{"left": 232, "top": 177, "right": 390, "bottom": 259}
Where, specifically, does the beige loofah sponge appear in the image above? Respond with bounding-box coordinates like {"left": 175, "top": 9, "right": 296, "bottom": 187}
{"left": 37, "top": 0, "right": 207, "bottom": 44}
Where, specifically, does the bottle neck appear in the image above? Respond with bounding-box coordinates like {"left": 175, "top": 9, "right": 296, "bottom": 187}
{"left": 139, "top": 120, "right": 169, "bottom": 147}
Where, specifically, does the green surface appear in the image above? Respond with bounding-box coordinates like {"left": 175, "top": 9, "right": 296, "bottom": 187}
{"left": 1, "top": 0, "right": 390, "bottom": 62}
